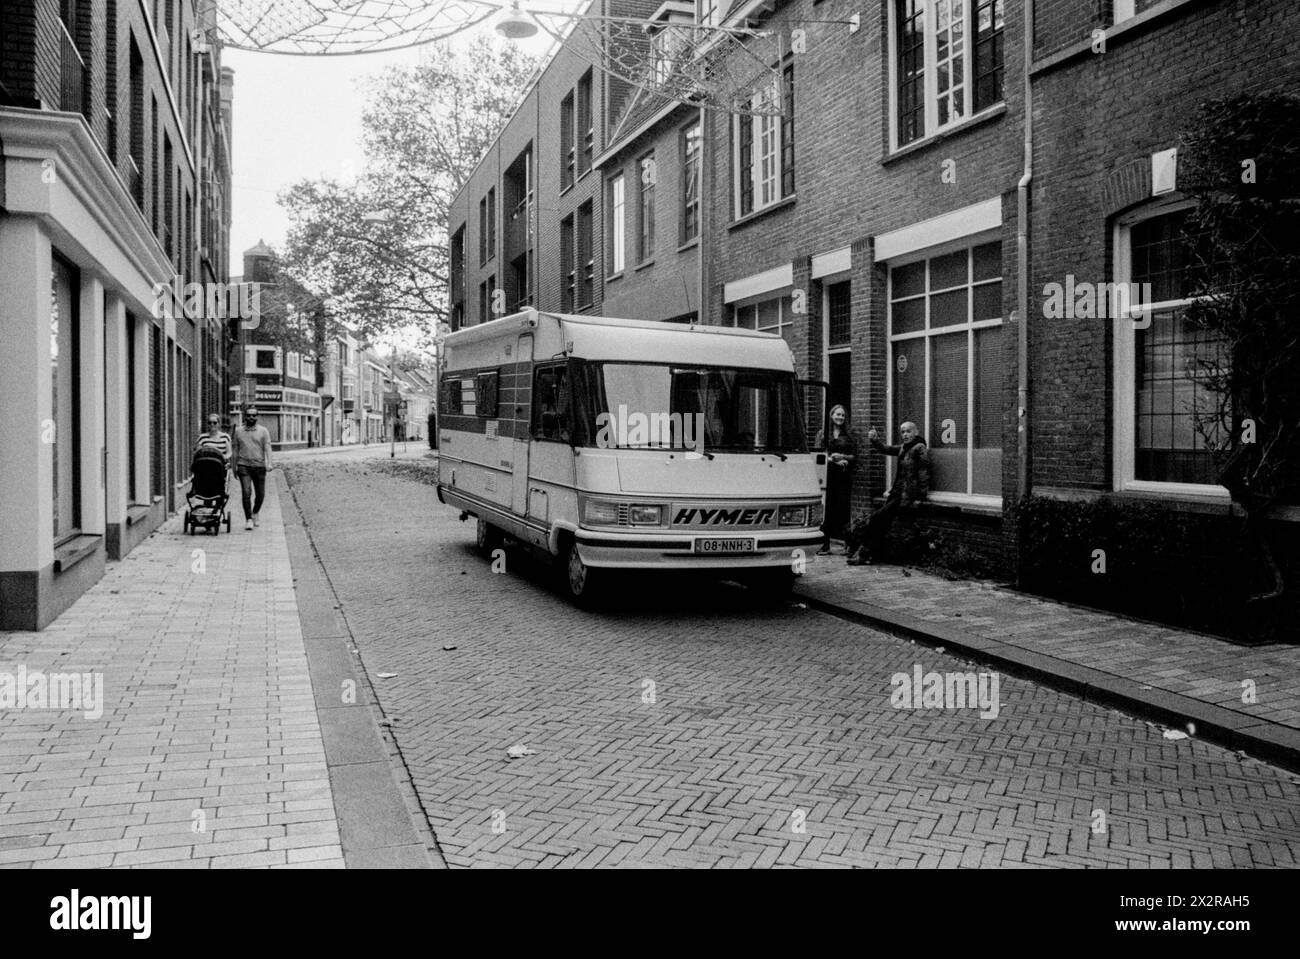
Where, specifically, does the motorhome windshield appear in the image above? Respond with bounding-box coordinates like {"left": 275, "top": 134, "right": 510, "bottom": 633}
{"left": 573, "top": 361, "right": 807, "bottom": 454}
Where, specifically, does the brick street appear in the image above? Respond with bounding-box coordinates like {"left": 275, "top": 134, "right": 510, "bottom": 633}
{"left": 283, "top": 455, "right": 1300, "bottom": 868}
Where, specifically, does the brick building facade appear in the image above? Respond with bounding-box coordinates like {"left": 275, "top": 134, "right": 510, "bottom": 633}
{"left": 451, "top": 0, "right": 1299, "bottom": 634}
{"left": 0, "top": 0, "right": 234, "bottom": 628}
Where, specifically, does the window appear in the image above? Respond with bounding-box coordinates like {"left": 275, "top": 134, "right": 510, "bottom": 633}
{"left": 577, "top": 71, "right": 593, "bottom": 177}
{"left": 479, "top": 191, "right": 495, "bottom": 264}
{"left": 1113, "top": 0, "right": 1136, "bottom": 22}
{"left": 287, "top": 352, "right": 300, "bottom": 379}
{"left": 734, "top": 64, "right": 794, "bottom": 218}
{"left": 651, "top": 21, "right": 689, "bottom": 86}
{"left": 1114, "top": 204, "right": 1228, "bottom": 491}
{"left": 578, "top": 201, "right": 594, "bottom": 308}
{"left": 608, "top": 173, "right": 626, "bottom": 274}
{"left": 532, "top": 364, "right": 571, "bottom": 443}
{"left": 251, "top": 346, "right": 279, "bottom": 371}
{"left": 478, "top": 279, "right": 488, "bottom": 324}
{"left": 892, "top": 0, "right": 1005, "bottom": 149}
{"left": 732, "top": 294, "right": 795, "bottom": 347}
{"left": 476, "top": 371, "right": 500, "bottom": 418}
{"left": 638, "top": 154, "right": 655, "bottom": 263}
{"left": 826, "top": 281, "right": 853, "bottom": 419}
{"left": 560, "top": 91, "right": 575, "bottom": 190}
{"left": 51, "top": 254, "right": 81, "bottom": 540}
{"left": 681, "top": 123, "right": 702, "bottom": 243}
{"left": 451, "top": 224, "right": 465, "bottom": 309}
{"left": 561, "top": 214, "right": 575, "bottom": 312}
{"left": 888, "top": 240, "right": 1003, "bottom": 499}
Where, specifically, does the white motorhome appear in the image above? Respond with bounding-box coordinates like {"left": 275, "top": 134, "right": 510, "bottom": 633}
{"left": 435, "top": 310, "right": 825, "bottom": 605}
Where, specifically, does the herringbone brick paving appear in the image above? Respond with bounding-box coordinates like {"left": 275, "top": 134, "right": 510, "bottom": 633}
{"left": 284, "top": 459, "right": 1300, "bottom": 868}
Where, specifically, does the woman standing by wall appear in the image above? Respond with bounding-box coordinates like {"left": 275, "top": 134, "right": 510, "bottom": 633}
{"left": 816, "top": 404, "right": 857, "bottom": 555}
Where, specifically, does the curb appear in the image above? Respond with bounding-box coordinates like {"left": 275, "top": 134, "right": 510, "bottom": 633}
{"left": 796, "top": 586, "right": 1300, "bottom": 776}
{"left": 276, "top": 471, "right": 446, "bottom": 868}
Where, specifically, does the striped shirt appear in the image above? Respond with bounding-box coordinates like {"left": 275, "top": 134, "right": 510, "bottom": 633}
{"left": 195, "top": 431, "right": 232, "bottom": 462}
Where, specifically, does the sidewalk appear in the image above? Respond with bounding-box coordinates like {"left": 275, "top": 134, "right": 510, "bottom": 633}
{"left": 0, "top": 473, "right": 426, "bottom": 868}
{"left": 796, "top": 556, "right": 1300, "bottom": 772}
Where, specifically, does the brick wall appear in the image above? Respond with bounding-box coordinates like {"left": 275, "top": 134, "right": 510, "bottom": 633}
{"left": 702, "top": 0, "right": 1027, "bottom": 575}
{"left": 599, "top": 104, "right": 702, "bottom": 321}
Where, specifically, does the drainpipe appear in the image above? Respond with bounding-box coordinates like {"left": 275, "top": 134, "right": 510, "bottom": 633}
{"left": 1016, "top": 0, "right": 1034, "bottom": 588}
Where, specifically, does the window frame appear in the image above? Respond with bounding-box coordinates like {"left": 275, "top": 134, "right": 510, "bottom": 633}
{"left": 608, "top": 172, "right": 626, "bottom": 275}
{"left": 475, "top": 370, "right": 500, "bottom": 419}
{"left": 531, "top": 362, "right": 573, "bottom": 444}
{"left": 1111, "top": 197, "right": 1230, "bottom": 500}
{"left": 560, "top": 90, "right": 576, "bottom": 191}
{"left": 888, "top": 0, "right": 1006, "bottom": 152}
{"left": 732, "top": 64, "right": 794, "bottom": 219}
{"left": 885, "top": 233, "right": 1005, "bottom": 508}
{"left": 577, "top": 70, "right": 594, "bottom": 178}
{"left": 681, "top": 121, "right": 702, "bottom": 244}
{"left": 578, "top": 200, "right": 595, "bottom": 309}
{"left": 637, "top": 152, "right": 656, "bottom": 264}
{"left": 561, "top": 213, "right": 576, "bottom": 312}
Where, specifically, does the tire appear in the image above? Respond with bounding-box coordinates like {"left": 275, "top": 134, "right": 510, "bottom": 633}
{"left": 560, "top": 538, "right": 604, "bottom": 608}
{"left": 183, "top": 512, "right": 191, "bottom": 535}
{"left": 475, "top": 517, "right": 504, "bottom": 555}
{"left": 225, "top": 514, "right": 232, "bottom": 532}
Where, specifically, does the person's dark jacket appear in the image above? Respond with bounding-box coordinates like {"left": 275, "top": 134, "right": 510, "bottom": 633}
{"left": 870, "top": 435, "right": 931, "bottom": 506}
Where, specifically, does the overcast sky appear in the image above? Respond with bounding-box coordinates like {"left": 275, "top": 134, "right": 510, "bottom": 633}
{"left": 224, "top": 15, "right": 575, "bottom": 270}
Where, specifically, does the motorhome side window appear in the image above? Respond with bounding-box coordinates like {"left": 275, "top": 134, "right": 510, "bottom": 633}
{"left": 443, "top": 378, "right": 462, "bottom": 414}
{"left": 476, "top": 371, "right": 499, "bottom": 418}
{"left": 533, "top": 365, "right": 571, "bottom": 443}
{"left": 443, "top": 375, "right": 476, "bottom": 415}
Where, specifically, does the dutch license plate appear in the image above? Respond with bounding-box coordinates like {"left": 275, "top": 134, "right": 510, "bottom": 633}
{"left": 694, "top": 537, "right": 756, "bottom": 554}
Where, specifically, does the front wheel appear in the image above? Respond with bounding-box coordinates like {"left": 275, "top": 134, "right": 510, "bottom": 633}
{"left": 561, "top": 539, "right": 604, "bottom": 608}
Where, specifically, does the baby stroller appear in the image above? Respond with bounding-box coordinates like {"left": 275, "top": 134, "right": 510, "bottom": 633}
{"left": 184, "top": 447, "right": 232, "bottom": 535}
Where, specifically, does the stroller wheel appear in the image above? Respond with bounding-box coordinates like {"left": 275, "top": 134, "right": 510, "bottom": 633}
{"left": 183, "top": 512, "right": 191, "bottom": 534}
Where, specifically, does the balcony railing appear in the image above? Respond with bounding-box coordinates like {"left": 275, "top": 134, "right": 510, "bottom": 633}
{"left": 59, "top": 26, "right": 85, "bottom": 114}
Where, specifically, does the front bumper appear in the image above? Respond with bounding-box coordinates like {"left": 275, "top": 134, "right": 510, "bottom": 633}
{"left": 574, "top": 529, "right": 824, "bottom": 569}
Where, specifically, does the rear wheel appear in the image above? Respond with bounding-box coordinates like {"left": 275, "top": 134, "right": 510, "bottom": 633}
{"left": 475, "top": 517, "right": 504, "bottom": 555}
{"left": 183, "top": 511, "right": 191, "bottom": 535}
{"left": 561, "top": 539, "right": 604, "bottom": 608}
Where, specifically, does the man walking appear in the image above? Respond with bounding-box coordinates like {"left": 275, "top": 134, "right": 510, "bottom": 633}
{"left": 233, "top": 404, "right": 273, "bottom": 530}
{"left": 846, "top": 421, "right": 930, "bottom": 565}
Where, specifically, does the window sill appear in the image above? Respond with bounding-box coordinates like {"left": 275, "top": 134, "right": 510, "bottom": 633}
{"left": 728, "top": 194, "right": 796, "bottom": 232}
{"left": 677, "top": 237, "right": 700, "bottom": 253}
{"left": 634, "top": 259, "right": 655, "bottom": 272}
{"left": 559, "top": 182, "right": 575, "bottom": 198}
{"left": 882, "top": 105, "right": 1007, "bottom": 165}
{"left": 606, "top": 272, "right": 623, "bottom": 283}
{"left": 126, "top": 504, "right": 151, "bottom": 527}
{"left": 54, "top": 534, "right": 101, "bottom": 574}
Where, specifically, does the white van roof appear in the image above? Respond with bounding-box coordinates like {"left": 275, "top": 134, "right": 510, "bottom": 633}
{"left": 541, "top": 312, "right": 796, "bottom": 371}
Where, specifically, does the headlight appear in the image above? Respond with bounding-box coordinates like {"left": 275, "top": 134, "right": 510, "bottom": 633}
{"left": 809, "top": 503, "right": 824, "bottom": 526}
{"left": 584, "top": 499, "right": 621, "bottom": 525}
{"left": 779, "top": 505, "right": 808, "bottom": 526}
{"left": 628, "top": 505, "right": 662, "bottom": 525}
